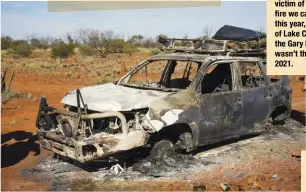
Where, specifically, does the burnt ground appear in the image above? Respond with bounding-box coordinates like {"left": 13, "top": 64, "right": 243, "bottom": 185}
{"left": 19, "top": 118, "right": 305, "bottom": 191}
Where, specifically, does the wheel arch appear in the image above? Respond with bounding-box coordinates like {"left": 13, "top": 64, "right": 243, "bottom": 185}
{"left": 155, "top": 122, "right": 200, "bottom": 151}
{"left": 270, "top": 105, "right": 291, "bottom": 122}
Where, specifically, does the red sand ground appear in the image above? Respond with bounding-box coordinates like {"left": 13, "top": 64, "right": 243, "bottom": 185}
{"left": 1, "top": 72, "right": 305, "bottom": 191}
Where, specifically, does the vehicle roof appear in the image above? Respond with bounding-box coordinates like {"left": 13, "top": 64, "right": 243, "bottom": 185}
{"left": 148, "top": 52, "right": 263, "bottom": 63}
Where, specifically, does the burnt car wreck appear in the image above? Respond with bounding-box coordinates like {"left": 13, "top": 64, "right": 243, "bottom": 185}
{"left": 36, "top": 25, "right": 292, "bottom": 163}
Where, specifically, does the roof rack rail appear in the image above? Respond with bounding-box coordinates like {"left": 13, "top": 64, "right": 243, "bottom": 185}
{"left": 158, "top": 37, "right": 266, "bottom": 58}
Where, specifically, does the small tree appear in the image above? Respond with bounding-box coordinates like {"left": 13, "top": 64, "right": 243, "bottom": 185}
{"left": 156, "top": 34, "right": 168, "bottom": 41}
{"left": 77, "top": 28, "right": 121, "bottom": 58}
{"left": 51, "top": 40, "right": 74, "bottom": 58}
{"left": 11, "top": 40, "right": 34, "bottom": 57}
{"left": 52, "top": 39, "right": 62, "bottom": 46}
{"left": 141, "top": 37, "right": 156, "bottom": 48}
{"left": 156, "top": 34, "right": 168, "bottom": 47}
{"left": 123, "top": 43, "right": 138, "bottom": 56}
{"left": 39, "top": 35, "right": 53, "bottom": 51}
{"left": 27, "top": 32, "right": 52, "bottom": 50}
{"left": 1, "top": 36, "right": 13, "bottom": 50}
{"left": 108, "top": 39, "right": 125, "bottom": 53}
{"left": 128, "top": 35, "right": 138, "bottom": 44}
{"left": 258, "top": 26, "right": 266, "bottom": 35}
{"left": 30, "top": 38, "right": 41, "bottom": 48}
{"left": 202, "top": 26, "right": 213, "bottom": 38}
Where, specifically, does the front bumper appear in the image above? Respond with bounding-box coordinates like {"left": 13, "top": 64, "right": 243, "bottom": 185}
{"left": 36, "top": 97, "right": 149, "bottom": 163}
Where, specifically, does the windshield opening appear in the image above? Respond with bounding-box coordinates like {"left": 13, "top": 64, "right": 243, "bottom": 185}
{"left": 118, "top": 59, "right": 201, "bottom": 90}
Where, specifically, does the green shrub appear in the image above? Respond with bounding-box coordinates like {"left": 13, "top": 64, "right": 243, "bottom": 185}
{"left": 150, "top": 48, "right": 160, "bottom": 55}
{"left": 79, "top": 44, "right": 96, "bottom": 56}
{"left": 1, "top": 36, "right": 13, "bottom": 50}
{"left": 123, "top": 43, "right": 138, "bottom": 56}
{"left": 11, "top": 40, "right": 34, "bottom": 57}
{"left": 51, "top": 41, "right": 75, "bottom": 58}
{"left": 30, "top": 38, "right": 41, "bottom": 48}
{"left": 107, "top": 39, "right": 126, "bottom": 53}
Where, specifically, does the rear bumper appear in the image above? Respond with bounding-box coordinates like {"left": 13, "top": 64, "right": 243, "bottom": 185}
{"left": 36, "top": 97, "right": 149, "bottom": 163}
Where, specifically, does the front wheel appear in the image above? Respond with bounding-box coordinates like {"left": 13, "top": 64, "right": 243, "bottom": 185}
{"left": 150, "top": 140, "right": 174, "bottom": 159}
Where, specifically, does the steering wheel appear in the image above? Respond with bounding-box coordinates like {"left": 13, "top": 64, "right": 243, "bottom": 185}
{"left": 213, "top": 83, "right": 229, "bottom": 93}
{"left": 245, "top": 69, "right": 257, "bottom": 88}
{"left": 213, "top": 85, "right": 222, "bottom": 93}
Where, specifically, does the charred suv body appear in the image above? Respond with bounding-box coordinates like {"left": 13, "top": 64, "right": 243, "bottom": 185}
{"left": 36, "top": 25, "right": 292, "bottom": 163}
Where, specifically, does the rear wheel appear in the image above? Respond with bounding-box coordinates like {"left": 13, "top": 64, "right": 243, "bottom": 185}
{"left": 271, "top": 106, "right": 291, "bottom": 124}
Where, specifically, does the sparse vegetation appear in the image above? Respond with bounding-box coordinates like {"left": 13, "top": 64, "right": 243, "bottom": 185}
{"left": 1, "top": 29, "right": 167, "bottom": 61}
{"left": 1, "top": 27, "right": 268, "bottom": 86}
{"left": 10, "top": 40, "right": 34, "bottom": 57}
{"left": 27, "top": 32, "right": 53, "bottom": 51}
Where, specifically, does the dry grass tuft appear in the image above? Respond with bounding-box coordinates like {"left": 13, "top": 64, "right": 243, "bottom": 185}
{"left": 1, "top": 90, "right": 22, "bottom": 104}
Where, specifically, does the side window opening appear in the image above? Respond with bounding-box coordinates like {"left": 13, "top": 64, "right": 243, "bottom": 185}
{"left": 201, "top": 63, "right": 233, "bottom": 94}
{"left": 126, "top": 60, "right": 201, "bottom": 89}
{"left": 166, "top": 60, "right": 199, "bottom": 89}
{"left": 130, "top": 60, "right": 168, "bottom": 85}
{"left": 239, "top": 61, "right": 265, "bottom": 89}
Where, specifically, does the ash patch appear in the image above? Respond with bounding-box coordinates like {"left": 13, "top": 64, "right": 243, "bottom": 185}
{"left": 264, "top": 118, "right": 305, "bottom": 140}
{"left": 132, "top": 140, "right": 212, "bottom": 177}
{"left": 37, "top": 158, "right": 83, "bottom": 173}
{"left": 19, "top": 167, "right": 47, "bottom": 182}
{"left": 132, "top": 152, "right": 208, "bottom": 177}
{"left": 50, "top": 174, "right": 72, "bottom": 191}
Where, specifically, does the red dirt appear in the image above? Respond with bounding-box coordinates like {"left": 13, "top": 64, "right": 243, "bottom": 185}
{"left": 189, "top": 156, "right": 302, "bottom": 191}
{"left": 1, "top": 70, "right": 305, "bottom": 191}
{"left": 1, "top": 73, "right": 87, "bottom": 191}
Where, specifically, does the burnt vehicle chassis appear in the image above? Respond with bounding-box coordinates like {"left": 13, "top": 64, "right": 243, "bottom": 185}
{"left": 36, "top": 26, "right": 291, "bottom": 163}
{"left": 36, "top": 56, "right": 292, "bottom": 163}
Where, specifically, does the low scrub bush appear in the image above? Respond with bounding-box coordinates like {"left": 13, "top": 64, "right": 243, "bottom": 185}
{"left": 123, "top": 43, "right": 138, "bottom": 56}
{"left": 1, "top": 36, "right": 13, "bottom": 50}
{"left": 79, "top": 44, "right": 97, "bottom": 56}
{"left": 10, "top": 40, "right": 34, "bottom": 57}
{"left": 150, "top": 48, "right": 161, "bottom": 55}
{"left": 107, "top": 39, "right": 126, "bottom": 53}
{"left": 51, "top": 41, "right": 75, "bottom": 58}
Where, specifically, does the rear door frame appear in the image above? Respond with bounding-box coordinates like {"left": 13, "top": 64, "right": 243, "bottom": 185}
{"left": 235, "top": 59, "right": 274, "bottom": 134}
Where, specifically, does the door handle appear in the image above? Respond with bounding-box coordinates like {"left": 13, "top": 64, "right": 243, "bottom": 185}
{"left": 265, "top": 94, "right": 273, "bottom": 98}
